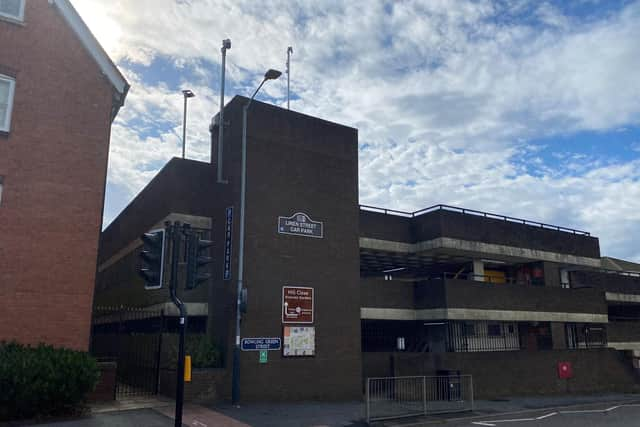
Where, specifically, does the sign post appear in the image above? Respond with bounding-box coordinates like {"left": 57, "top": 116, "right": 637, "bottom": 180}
{"left": 282, "top": 286, "right": 314, "bottom": 324}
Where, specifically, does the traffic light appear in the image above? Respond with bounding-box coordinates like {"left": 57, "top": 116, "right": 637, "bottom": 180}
{"left": 186, "top": 234, "right": 213, "bottom": 290}
{"left": 139, "top": 229, "right": 165, "bottom": 289}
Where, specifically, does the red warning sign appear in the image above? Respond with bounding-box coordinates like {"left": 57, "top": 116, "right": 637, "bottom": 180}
{"left": 558, "top": 361, "right": 573, "bottom": 379}
{"left": 282, "top": 286, "right": 314, "bottom": 324}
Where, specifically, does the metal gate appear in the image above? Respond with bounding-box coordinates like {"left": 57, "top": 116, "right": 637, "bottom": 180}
{"left": 365, "top": 375, "right": 474, "bottom": 423}
{"left": 90, "top": 306, "right": 165, "bottom": 398}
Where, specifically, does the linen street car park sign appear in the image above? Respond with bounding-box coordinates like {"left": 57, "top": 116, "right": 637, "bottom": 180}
{"left": 282, "top": 286, "right": 314, "bottom": 324}
{"left": 278, "top": 212, "right": 323, "bottom": 238}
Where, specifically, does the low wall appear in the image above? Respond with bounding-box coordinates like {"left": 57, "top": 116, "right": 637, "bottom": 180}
{"left": 363, "top": 349, "right": 640, "bottom": 399}
{"left": 87, "top": 361, "right": 117, "bottom": 401}
{"left": 159, "top": 368, "right": 227, "bottom": 403}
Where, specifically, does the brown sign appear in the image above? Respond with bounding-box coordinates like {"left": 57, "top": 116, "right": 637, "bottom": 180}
{"left": 282, "top": 286, "right": 314, "bottom": 324}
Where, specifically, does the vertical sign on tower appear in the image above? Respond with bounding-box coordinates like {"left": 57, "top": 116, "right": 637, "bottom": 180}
{"left": 223, "top": 207, "right": 233, "bottom": 280}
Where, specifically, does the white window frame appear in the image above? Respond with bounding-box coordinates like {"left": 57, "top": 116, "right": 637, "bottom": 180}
{"left": 0, "top": 74, "right": 16, "bottom": 133}
{"left": 0, "top": 0, "right": 25, "bottom": 23}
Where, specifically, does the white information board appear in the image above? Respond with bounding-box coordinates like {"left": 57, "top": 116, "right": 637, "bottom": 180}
{"left": 283, "top": 326, "right": 315, "bottom": 356}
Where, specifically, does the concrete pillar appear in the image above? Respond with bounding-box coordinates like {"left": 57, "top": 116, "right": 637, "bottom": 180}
{"left": 551, "top": 322, "right": 567, "bottom": 350}
{"left": 473, "top": 259, "right": 485, "bottom": 282}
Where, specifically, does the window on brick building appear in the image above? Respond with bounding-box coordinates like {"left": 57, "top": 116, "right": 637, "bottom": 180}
{"left": 0, "top": 74, "right": 15, "bottom": 132}
{"left": 0, "top": 0, "right": 24, "bottom": 22}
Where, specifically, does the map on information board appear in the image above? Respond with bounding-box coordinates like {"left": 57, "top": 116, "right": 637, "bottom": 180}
{"left": 283, "top": 326, "right": 315, "bottom": 356}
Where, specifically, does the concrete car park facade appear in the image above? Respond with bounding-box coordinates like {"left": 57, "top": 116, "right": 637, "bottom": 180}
{"left": 94, "top": 96, "right": 640, "bottom": 401}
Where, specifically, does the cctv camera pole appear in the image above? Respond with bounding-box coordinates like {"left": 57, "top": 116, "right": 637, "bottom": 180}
{"left": 167, "top": 221, "right": 188, "bottom": 427}
{"left": 217, "top": 39, "right": 231, "bottom": 183}
{"left": 286, "top": 47, "right": 293, "bottom": 109}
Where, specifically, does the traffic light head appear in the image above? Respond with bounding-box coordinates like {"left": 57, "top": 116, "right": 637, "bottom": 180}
{"left": 139, "top": 229, "right": 166, "bottom": 289}
{"left": 186, "top": 234, "right": 213, "bottom": 290}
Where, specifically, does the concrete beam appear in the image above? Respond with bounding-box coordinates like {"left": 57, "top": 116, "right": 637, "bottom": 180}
{"left": 361, "top": 307, "right": 608, "bottom": 323}
{"left": 605, "top": 292, "right": 640, "bottom": 304}
{"left": 608, "top": 342, "right": 640, "bottom": 351}
{"left": 360, "top": 236, "right": 602, "bottom": 268}
{"left": 98, "top": 212, "right": 212, "bottom": 273}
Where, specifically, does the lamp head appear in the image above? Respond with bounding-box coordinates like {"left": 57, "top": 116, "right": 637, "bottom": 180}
{"left": 182, "top": 89, "right": 195, "bottom": 98}
{"left": 264, "top": 69, "right": 282, "bottom": 81}
{"left": 222, "top": 39, "right": 231, "bottom": 50}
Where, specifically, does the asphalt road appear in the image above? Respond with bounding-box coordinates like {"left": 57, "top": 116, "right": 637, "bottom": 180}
{"left": 453, "top": 403, "right": 640, "bottom": 427}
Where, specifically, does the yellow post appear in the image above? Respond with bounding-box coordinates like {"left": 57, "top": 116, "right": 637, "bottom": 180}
{"left": 184, "top": 355, "right": 192, "bottom": 382}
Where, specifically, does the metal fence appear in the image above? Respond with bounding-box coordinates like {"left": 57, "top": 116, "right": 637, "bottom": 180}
{"left": 91, "top": 306, "right": 165, "bottom": 398}
{"left": 365, "top": 375, "right": 474, "bottom": 423}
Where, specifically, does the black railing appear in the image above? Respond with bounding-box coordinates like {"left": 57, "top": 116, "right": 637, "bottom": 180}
{"left": 91, "top": 306, "right": 165, "bottom": 398}
{"left": 360, "top": 204, "right": 590, "bottom": 236}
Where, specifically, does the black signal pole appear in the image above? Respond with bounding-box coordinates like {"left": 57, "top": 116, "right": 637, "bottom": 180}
{"left": 167, "top": 221, "right": 188, "bottom": 427}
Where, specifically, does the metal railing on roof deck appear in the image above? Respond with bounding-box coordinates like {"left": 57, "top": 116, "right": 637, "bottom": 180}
{"left": 359, "top": 204, "right": 591, "bottom": 236}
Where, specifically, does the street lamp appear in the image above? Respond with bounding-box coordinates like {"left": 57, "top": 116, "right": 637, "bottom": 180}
{"left": 232, "top": 68, "right": 282, "bottom": 406}
{"left": 181, "top": 89, "right": 195, "bottom": 159}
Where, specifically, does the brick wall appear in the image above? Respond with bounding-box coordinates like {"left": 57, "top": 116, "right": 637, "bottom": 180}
{"left": 0, "top": 1, "right": 115, "bottom": 350}
{"left": 363, "top": 349, "right": 640, "bottom": 398}
{"left": 87, "top": 361, "right": 117, "bottom": 401}
{"left": 160, "top": 369, "right": 227, "bottom": 403}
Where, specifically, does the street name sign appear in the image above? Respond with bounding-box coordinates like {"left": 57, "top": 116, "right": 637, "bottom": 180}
{"left": 241, "top": 337, "right": 281, "bottom": 351}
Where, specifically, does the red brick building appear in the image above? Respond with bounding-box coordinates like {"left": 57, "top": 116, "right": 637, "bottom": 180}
{"left": 0, "top": 0, "right": 128, "bottom": 350}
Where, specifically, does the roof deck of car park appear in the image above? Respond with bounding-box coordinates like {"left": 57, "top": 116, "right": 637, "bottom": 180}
{"left": 358, "top": 204, "right": 602, "bottom": 275}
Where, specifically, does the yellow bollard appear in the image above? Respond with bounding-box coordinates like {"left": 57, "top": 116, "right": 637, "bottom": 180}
{"left": 184, "top": 355, "right": 192, "bottom": 382}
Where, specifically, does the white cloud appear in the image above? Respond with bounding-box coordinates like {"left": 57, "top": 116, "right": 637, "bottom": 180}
{"left": 70, "top": 0, "right": 640, "bottom": 261}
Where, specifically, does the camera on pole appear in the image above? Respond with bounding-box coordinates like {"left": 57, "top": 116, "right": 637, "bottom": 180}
{"left": 185, "top": 234, "right": 213, "bottom": 290}
{"left": 138, "top": 229, "right": 166, "bottom": 289}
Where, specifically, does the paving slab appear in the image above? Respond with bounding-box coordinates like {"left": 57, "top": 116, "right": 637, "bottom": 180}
{"left": 210, "top": 402, "right": 366, "bottom": 427}
{"left": 156, "top": 404, "right": 251, "bottom": 427}
{"left": 30, "top": 408, "right": 173, "bottom": 427}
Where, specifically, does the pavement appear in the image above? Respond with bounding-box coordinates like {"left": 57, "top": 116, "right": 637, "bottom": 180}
{"left": 26, "top": 393, "right": 640, "bottom": 427}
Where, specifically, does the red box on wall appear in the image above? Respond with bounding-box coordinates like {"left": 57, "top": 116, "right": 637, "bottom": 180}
{"left": 558, "top": 361, "right": 573, "bottom": 379}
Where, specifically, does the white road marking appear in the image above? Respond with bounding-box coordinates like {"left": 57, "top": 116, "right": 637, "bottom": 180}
{"left": 536, "top": 412, "right": 557, "bottom": 419}
{"left": 473, "top": 403, "right": 640, "bottom": 425}
{"left": 192, "top": 420, "right": 208, "bottom": 427}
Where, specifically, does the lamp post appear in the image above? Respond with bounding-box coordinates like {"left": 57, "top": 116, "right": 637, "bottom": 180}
{"left": 232, "top": 68, "right": 282, "bottom": 406}
{"left": 181, "top": 89, "right": 195, "bottom": 159}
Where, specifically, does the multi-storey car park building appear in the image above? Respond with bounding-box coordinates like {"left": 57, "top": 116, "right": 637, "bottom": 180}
{"left": 94, "top": 96, "right": 640, "bottom": 401}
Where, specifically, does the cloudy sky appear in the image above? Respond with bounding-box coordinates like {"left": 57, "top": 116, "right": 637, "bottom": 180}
{"left": 71, "top": 0, "right": 640, "bottom": 261}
